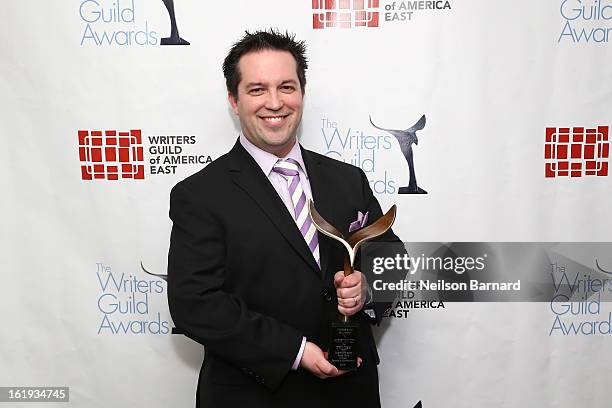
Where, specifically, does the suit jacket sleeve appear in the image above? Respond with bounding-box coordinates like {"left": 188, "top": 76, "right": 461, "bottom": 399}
{"left": 167, "top": 181, "right": 303, "bottom": 390}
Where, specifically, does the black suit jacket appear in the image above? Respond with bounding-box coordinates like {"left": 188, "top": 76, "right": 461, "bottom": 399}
{"left": 168, "top": 140, "right": 401, "bottom": 408}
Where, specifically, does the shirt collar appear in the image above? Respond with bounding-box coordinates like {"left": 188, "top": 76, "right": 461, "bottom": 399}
{"left": 239, "top": 134, "right": 307, "bottom": 178}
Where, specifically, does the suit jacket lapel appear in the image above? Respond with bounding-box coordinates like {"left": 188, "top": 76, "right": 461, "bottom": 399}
{"left": 301, "top": 147, "right": 336, "bottom": 278}
{"left": 228, "top": 141, "right": 321, "bottom": 275}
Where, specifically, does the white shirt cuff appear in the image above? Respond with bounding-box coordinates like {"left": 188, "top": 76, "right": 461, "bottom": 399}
{"left": 291, "top": 337, "right": 307, "bottom": 370}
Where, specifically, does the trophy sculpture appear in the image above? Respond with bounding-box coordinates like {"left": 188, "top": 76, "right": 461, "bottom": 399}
{"left": 369, "top": 115, "right": 427, "bottom": 194}
{"left": 160, "top": 0, "right": 190, "bottom": 45}
{"left": 308, "top": 201, "right": 397, "bottom": 370}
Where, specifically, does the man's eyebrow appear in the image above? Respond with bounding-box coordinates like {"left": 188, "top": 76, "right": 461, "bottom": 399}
{"left": 244, "top": 82, "right": 265, "bottom": 89}
{"left": 244, "top": 79, "right": 298, "bottom": 89}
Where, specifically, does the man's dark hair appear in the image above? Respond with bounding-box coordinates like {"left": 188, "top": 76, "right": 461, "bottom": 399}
{"left": 222, "top": 29, "right": 308, "bottom": 98}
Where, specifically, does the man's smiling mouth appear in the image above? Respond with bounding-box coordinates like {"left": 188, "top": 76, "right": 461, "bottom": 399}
{"left": 260, "top": 114, "right": 289, "bottom": 124}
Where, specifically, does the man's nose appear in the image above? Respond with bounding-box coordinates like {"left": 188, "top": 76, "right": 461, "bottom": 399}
{"left": 265, "top": 90, "right": 283, "bottom": 110}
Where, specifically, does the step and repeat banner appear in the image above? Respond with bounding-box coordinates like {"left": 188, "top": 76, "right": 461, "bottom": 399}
{"left": 2, "top": 0, "right": 612, "bottom": 406}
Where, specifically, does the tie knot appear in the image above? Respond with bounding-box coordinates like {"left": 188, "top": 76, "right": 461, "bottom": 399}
{"left": 272, "top": 158, "right": 300, "bottom": 177}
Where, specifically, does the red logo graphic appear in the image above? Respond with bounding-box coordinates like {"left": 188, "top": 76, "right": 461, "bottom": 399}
{"left": 312, "top": 0, "right": 379, "bottom": 29}
{"left": 545, "top": 126, "right": 609, "bottom": 178}
{"left": 78, "top": 130, "right": 145, "bottom": 180}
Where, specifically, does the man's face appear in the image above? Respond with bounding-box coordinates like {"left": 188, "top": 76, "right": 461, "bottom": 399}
{"left": 229, "top": 50, "right": 304, "bottom": 157}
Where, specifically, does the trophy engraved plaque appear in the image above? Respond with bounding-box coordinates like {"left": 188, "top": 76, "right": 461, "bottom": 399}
{"left": 308, "top": 201, "right": 397, "bottom": 370}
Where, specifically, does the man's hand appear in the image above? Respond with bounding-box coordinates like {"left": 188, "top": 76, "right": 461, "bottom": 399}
{"left": 299, "top": 341, "right": 361, "bottom": 379}
{"left": 334, "top": 270, "right": 368, "bottom": 317}
{"left": 299, "top": 342, "right": 342, "bottom": 379}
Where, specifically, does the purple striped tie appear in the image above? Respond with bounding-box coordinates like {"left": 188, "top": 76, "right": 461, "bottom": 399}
{"left": 272, "top": 158, "right": 320, "bottom": 267}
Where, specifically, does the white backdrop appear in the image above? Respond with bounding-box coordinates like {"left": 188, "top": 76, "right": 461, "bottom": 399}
{"left": 2, "top": 0, "right": 612, "bottom": 406}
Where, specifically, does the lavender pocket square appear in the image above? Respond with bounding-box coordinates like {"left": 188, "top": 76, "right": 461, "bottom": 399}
{"left": 348, "top": 211, "right": 369, "bottom": 233}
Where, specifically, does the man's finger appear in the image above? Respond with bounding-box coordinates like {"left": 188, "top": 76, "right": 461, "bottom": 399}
{"left": 337, "top": 297, "right": 350, "bottom": 307}
{"left": 316, "top": 359, "right": 339, "bottom": 377}
{"left": 334, "top": 271, "right": 344, "bottom": 286}
{"left": 337, "top": 286, "right": 361, "bottom": 299}
{"left": 339, "top": 274, "right": 361, "bottom": 288}
{"left": 331, "top": 358, "right": 363, "bottom": 376}
{"left": 337, "top": 306, "right": 352, "bottom": 315}
{"left": 338, "top": 303, "right": 362, "bottom": 316}
{"left": 338, "top": 357, "right": 363, "bottom": 372}
{"left": 337, "top": 295, "right": 359, "bottom": 307}
{"left": 336, "top": 287, "right": 348, "bottom": 299}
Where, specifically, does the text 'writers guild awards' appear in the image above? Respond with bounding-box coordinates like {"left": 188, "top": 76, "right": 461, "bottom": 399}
{"left": 309, "top": 200, "right": 397, "bottom": 370}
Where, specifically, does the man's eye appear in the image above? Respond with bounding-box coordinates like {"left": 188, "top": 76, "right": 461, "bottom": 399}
{"left": 280, "top": 86, "right": 295, "bottom": 93}
{"left": 249, "top": 88, "right": 265, "bottom": 95}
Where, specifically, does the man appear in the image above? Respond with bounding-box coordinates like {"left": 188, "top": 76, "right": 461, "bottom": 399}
{"left": 168, "top": 29, "right": 401, "bottom": 407}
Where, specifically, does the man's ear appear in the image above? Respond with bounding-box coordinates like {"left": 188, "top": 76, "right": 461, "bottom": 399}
{"left": 228, "top": 92, "right": 239, "bottom": 115}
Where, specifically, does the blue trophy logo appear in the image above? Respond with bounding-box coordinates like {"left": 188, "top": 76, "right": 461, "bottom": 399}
{"left": 369, "top": 114, "right": 427, "bottom": 194}
{"left": 140, "top": 261, "right": 168, "bottom": 281}
{"left": 160, "top": 0, "right": 189, "bottom": 45}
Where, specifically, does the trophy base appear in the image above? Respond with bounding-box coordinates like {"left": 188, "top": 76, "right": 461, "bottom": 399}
{"left": 328, "top": 319, "right": 359, "bottom": 371}
{"left": 161, "top": 37, "right": 190, "bottom": 45}
{"left": 398, "top": 186, "right": 427, "bottom": 194}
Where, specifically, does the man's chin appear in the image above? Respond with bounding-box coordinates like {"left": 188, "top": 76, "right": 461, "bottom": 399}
{"left": 261, "top": 136, "right": 297, "bottom": 155}
{"left": 263, "top": 134, "right": 296, "bottom": 147}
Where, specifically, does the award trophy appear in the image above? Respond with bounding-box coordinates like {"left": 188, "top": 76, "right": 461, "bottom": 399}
{"left": 308, "top": 201, "right": 397, "bottom": 370}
